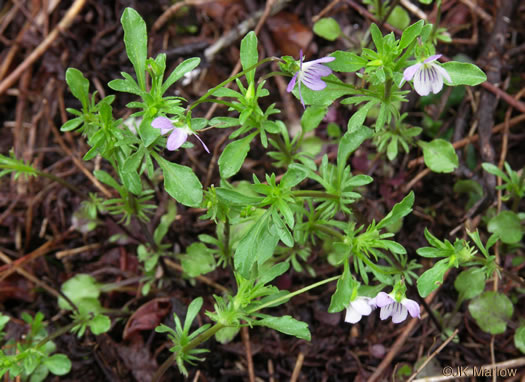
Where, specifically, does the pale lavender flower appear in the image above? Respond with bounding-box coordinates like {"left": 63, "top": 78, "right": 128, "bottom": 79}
{"left": 344, "top": 296, "right": 375, "bottom": 324}
{"left": 287, "top": 50, "right": 335, "bottom": 108}
{"left": 402, "top": 54, "right": 452, "bottom": 96}
{"left": 372, "top": 292, "right": 420, "bottom": 324}
{"left": 152, "top": 116, "right": 209, "bottom": 153}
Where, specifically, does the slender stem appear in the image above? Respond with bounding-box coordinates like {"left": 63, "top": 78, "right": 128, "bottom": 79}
{"left": 383, "top": 78, "right": 393, "bottom": 102}
{"left": 152, "top": 274, "right": 341, "bottom": 381}
{"left": 189, "top": 57, "right": 278, "bottom": 111}
{"left": 293, "top": 190, "right": 339, "bottom": 200}
{"left": 34, "top": 169, "right": 83, "bottom": 195}
{"left": 312, "top": 224, "right": 345, "bottom": 241}
{"left": 247, "top": 275, "right": 340, "bottom": 314}
{"left": 36, "top": 320, "right": 80, "bottom": 348}
{"left": 430, "top": 0, "right": 442, "bottom": 41}
{"left": 152, "top": 323, "right": 225, "bottom": 382}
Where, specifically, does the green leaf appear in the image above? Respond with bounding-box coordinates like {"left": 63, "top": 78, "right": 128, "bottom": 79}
{"left": 441, "top": 62, "right": 487, "bottom": 86}
{"left": 370, "top": 23, "right": 384, "bottom": 53}
{"left": 488, "top": 211, "right": 523, "bottom": 244}
{"left": 327, "top": 51, "right": 367, "bottom": 72}
{"left": 179, "top": 243, "right": 216, "bottom": 277}
{"left": 515, "top": 325, "right": 525, "bottom": 354}
{"left": 162, "top": 57, "right": 200, "bottom": 94}
{"left": 120, "top": 150, "right": 144, "bottom": 195}
{"left": 387, "top": 6, "right": 410, "bottom": 30}
{"left": 215, "top": 326, "right": 240, "bottom": 344}
{"left": 328, "top": 267, "right": 354, "bottom": 313}
{"left": 58, "top": 274, "right": 100, "bottom": 311}
{"left": 88, "top": 314, "right": 111, "bottom": 335}
{"left": 346, "top": 101, "right": 377, "bottom": 132}
{"left": 255, "top": 315, "right": 311, "bottom": 340}
{"left": 184, "top": 297, "right": 203, "bottom": 335}
{"left": 155, "top": 154, "right": 203, "bottom": 207}
{"left": 153, "top": 201, "right": 177, "bottom": 245}
{"left": 43, "top": 354, "right": 72, "bottom": 376}
{"left": 60, "top": 117, "right": 83, "bottom": 132}
{"left": 234, "top": 211, "right": 279, "bottom": 277}
{"left": 218, "top": 133, "right": 256, "bottom": 178}
{"left": 481, "top": 162, "right": 508, "bottom": 180}
{"left": 468, "top": 291, "right": 513, "bottom": 334}
{"left": 108, "top": 73, "right": 143, "bottom": 96}
{"left": 210, "top": 117, "right": 240, "bottom": 128}
{"left": 336, "top": 124, "right": 372, "bottom": 167}
{"left": 65, "top": 68, "right": 90, "bottom": 108}
{"left": 301, "top": 106, "right": 327, "bottom": 132}
{"left": 417, "top": 258, "right": 450, "bottom": 298}
{"left": 419, "top": 139, "right": 458, "bottom": 173}
{"left": 240, "top": 31, "right": 258, "bottom": 84}
{"left": 454, "top": 268, "right": 485, "bottom": 300}
{"left": 313, "top": 17, "right": 341, "bottom": 41}
{"left": 377, "top": 191, "right": 414, "bottom": 229}
{"left": 121, "top": 8, "right": 148, "bottom": 90}
{"left": 94, "top": 170, "right": 122, "bottom": 192}
{"left": 399, "top": 20, "right": 424, "bottom": 49}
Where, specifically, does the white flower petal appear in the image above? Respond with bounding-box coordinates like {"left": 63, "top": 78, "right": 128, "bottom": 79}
{"left": 152, "top": 116, "right": 175, "bottom": 135}
{"left": 414, "top": 67, "right": 431, "bottom": 96}
{"left": 345, "top": 307, "right": 363, "bottom": 324}
{"left": 430, "top": 67, "right": 444, "bottom": 94}
{"left": 391, "top": 303, "right": 408, "bottom": 323}
{"left": 351, "top": 298, "right": 373, "bottom": 316}
{"left": 373, "top": 292, "right": 393, "bottom": 308}
{"left": 401, "top": 298, "right": 420, "bottom": 318}
{"left": 403, "top": 63, "right": 421, "bottom": 81}
{"left": 379, "top": 304, "right": 394, "bottom": 320}
{"left": 434, "top": 64, "right": 452, "bottom": 84}
{"left": 166, "top": 129, "right": 188, "bottom": 151}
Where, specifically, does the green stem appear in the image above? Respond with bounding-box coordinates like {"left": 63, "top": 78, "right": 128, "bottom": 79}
{"left": 293, "top": 190, "right": 339, "bottom": 200}
{"left": 384, "top": 78, "right": 393, "bottom": 102}
{"left": 152, "top": 274, "right": 341, "bottom": 381}
{"left": 152, "top": 323, "right": 225, "bottom": 382}
{"left": 189, "top": 57, "right": 278, "bottom": 112}
{"left": 247, "top": 275, "right": 340, "bottom": 314}
{"left": 34, "top": 169, "right": 83, "bottom": 195}
{"left": 36, "top": 320, "right": 80, "bottom": 348}
{"left": 312, "top": 224, "right": 345, "bottom": 241}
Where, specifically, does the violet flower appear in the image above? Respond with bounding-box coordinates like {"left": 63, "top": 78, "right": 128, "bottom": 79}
{"left": 372, "top": 292, "right": 420, "bottom": 324}
{"left": 286, "top": 50, "right": 335, "bottom": 108}
{"left": 344, "top": 296, "right": 375, "bottom": 324}
{"left": 401, "top": 54, "right": 452, "bottom": 96}
{"left": 152, "top": 116, "right": 209, "bottom": 153}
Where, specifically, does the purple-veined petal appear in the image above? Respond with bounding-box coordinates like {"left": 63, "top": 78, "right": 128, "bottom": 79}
{"left": 152, "top": 116, "right": 175, "bottom": 135}
{"left": 430, "top": 66, "right": 444, "bottom": 94}
{"left": 434, "top": 64, "right": 452, "bottom": 84}
{"left": 302, "top": 75, "right": 327, "bottom": 91}
{"left": 414, "top": 67, "right": 432, "bottom": 96}
{"left": 193, "top": 133, "right": 210, "bottom": 154}
{"left": 401, "top": 298, "right": 420, "bottom": 318}
{"left": 166, "top": 129, "right": 188, "bottom": 151}
{"left": 403, "top": 63, "right": 421, "bottom": 82}
{"left": 391, "top": 303, "right": 408, "bottom": 323}
{"left": 373, "top": 292, "right": 393, "bottom": 308}
{"left": 306, "top": 63, "right": 333, "bottom": 77}
{"left": 424, "top": 54, "right": 442, "bottom": 63}
{"left": 351, "top": 298, "right": 373, "bottom": 316}
{"left": 344, "top": 307, "right": 363, "bottom": 324}
{"left": 379, "top": 304, "right": 394, "bottom": 320}
{"left": 287, "top": 72, "right": 298, "bottom": 92}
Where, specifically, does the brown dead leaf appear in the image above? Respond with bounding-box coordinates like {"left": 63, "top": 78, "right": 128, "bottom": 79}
{"left": 266, "top": 12, "right": 313, "bottom": 56}
{"left": 123, "top": 297, "right": 171, "bottom": 340}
